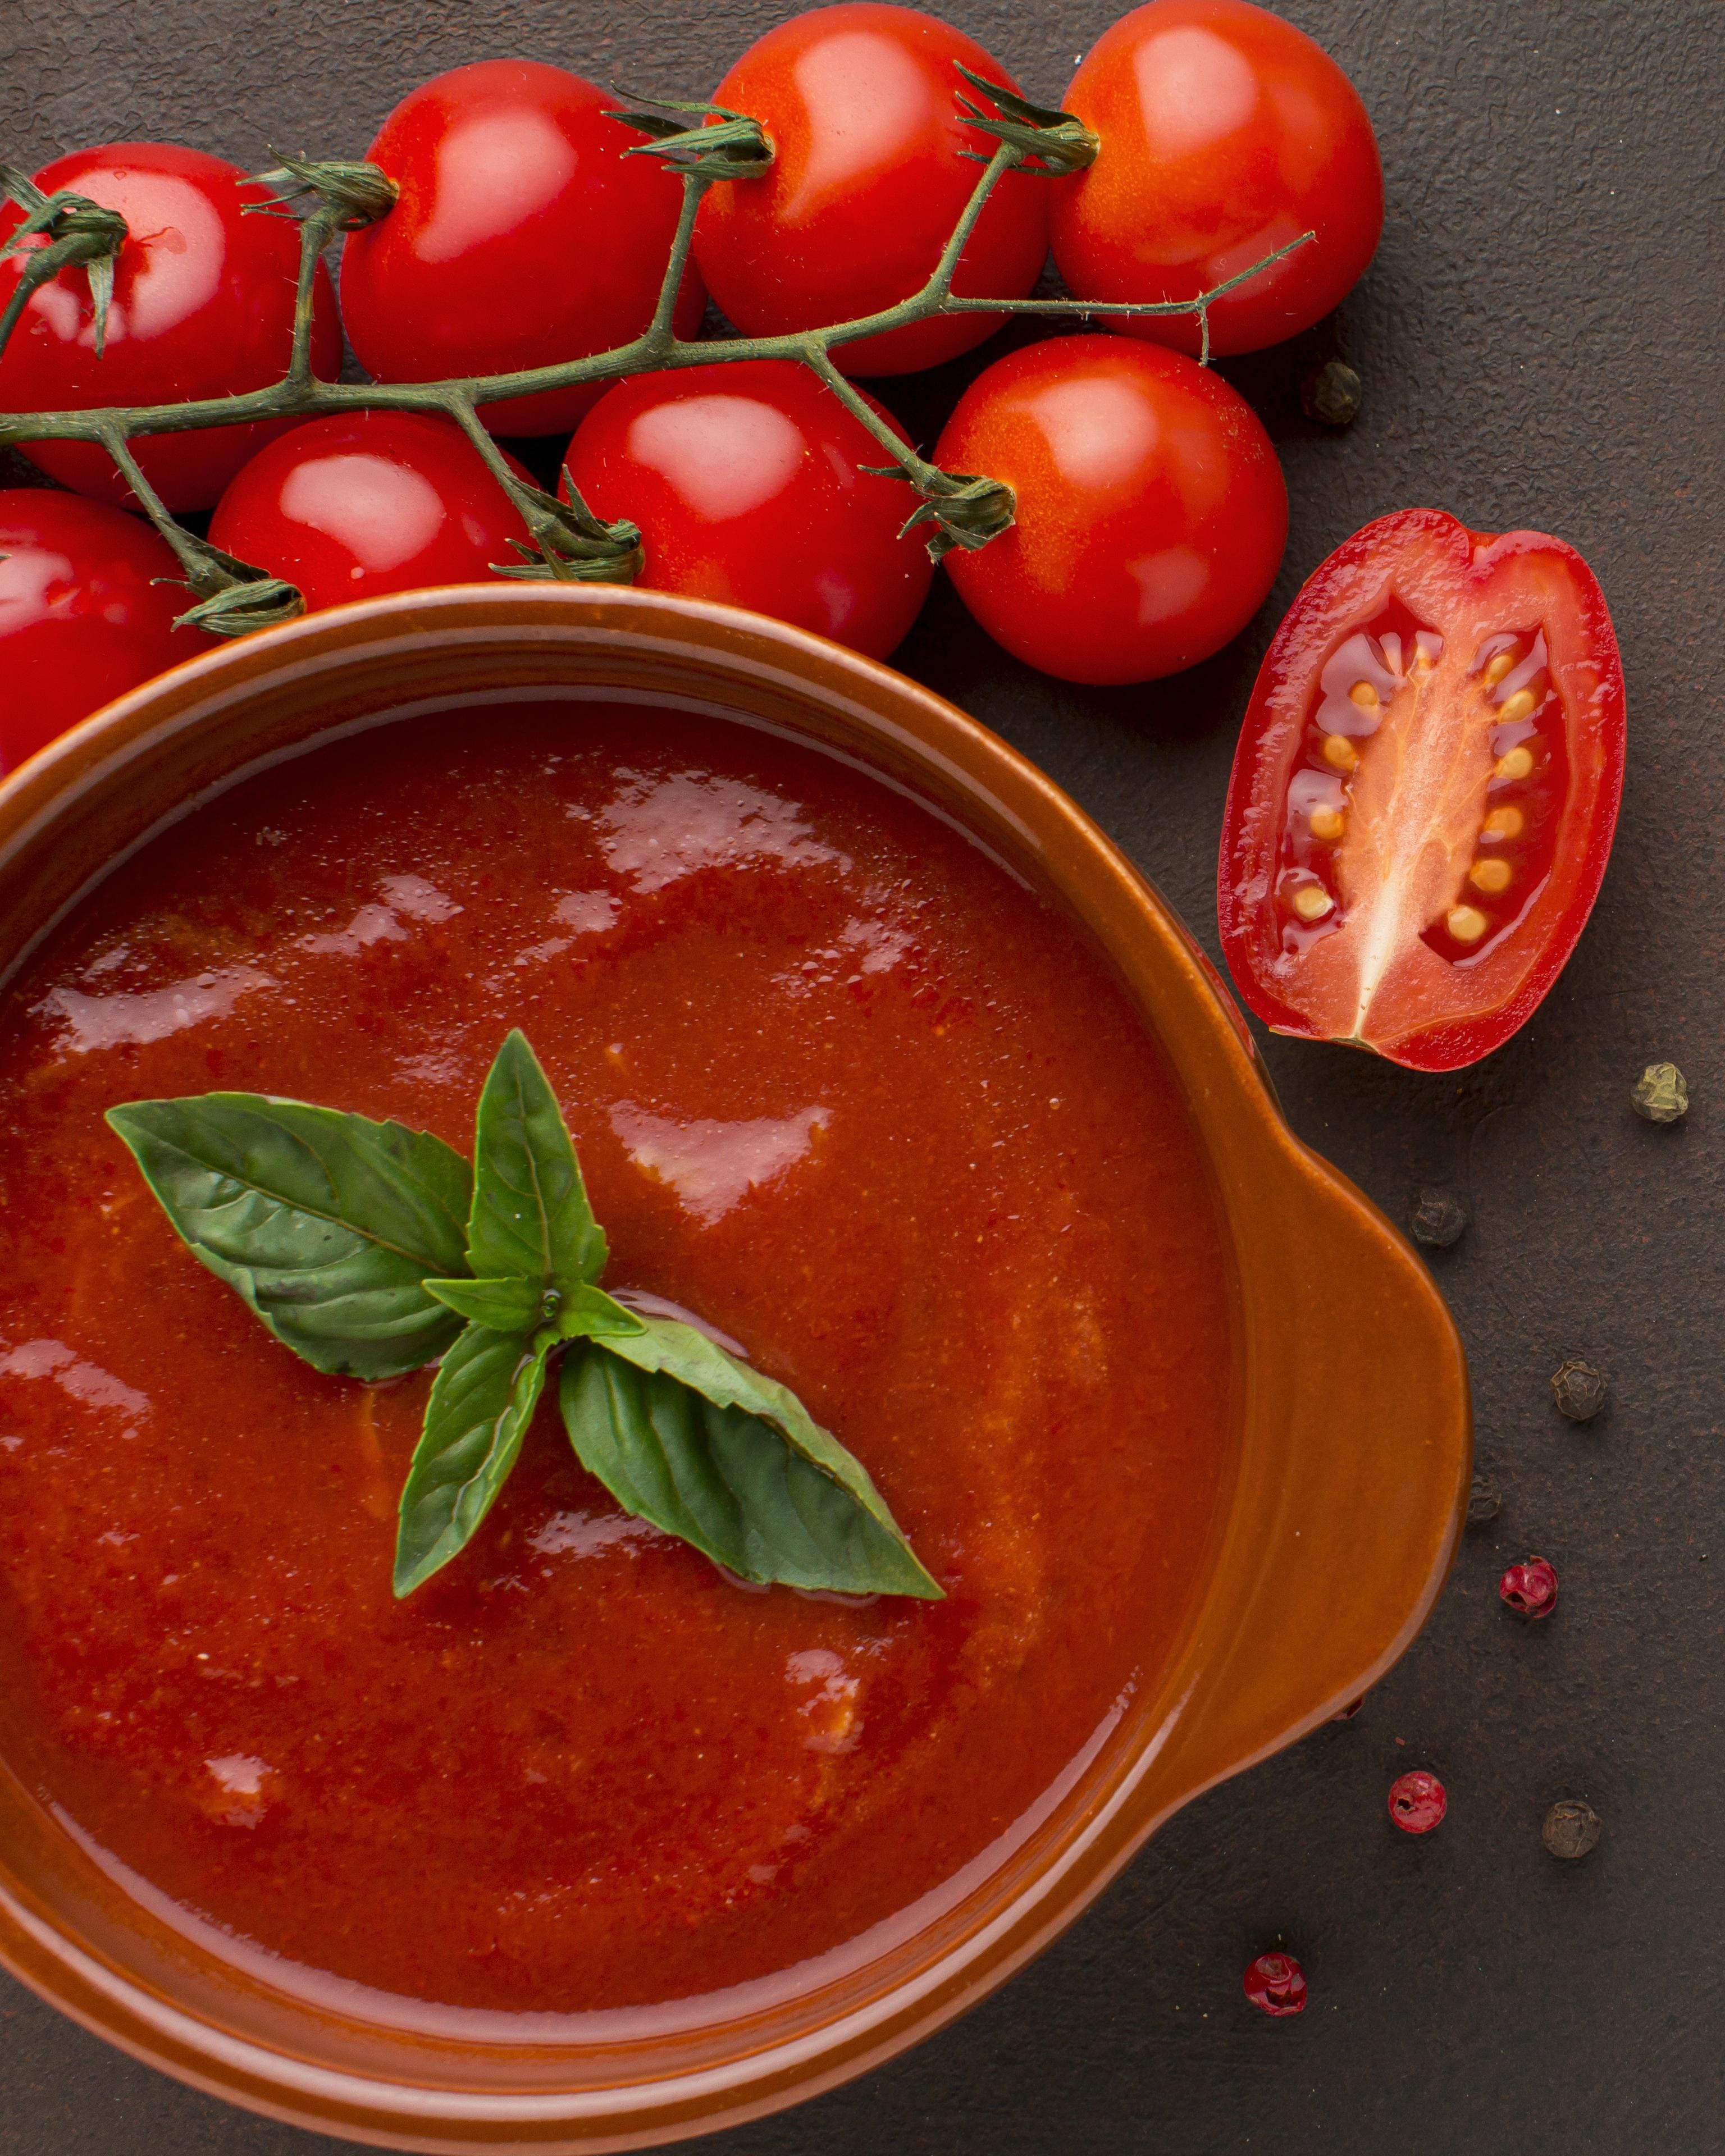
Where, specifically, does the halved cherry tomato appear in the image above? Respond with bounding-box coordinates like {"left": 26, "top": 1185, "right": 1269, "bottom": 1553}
{"left": 0, "top": 490, "right": 216, "bottom": 773}
{"left": 208, "top": 412, "right": 532, "bottom": 612}
{"left": 1217, "top": 509, "right": 1626, "bottom": 1071}
{"left": 0, "top": 143, "right": 343, "bottom": 510}
{"left": 1050, "top": 0, "right": 1382, "bottom": 358}
{"left": 693, "top": 3, "right": 1048, "bottom": 377}
{"left": 339, "top": 61, "right": 704, "bottom": 438}
{"left": 563, "top": 360, "right": 932, "bottom": 659}
{"left": 933, "top": 335, "right": 1286, "bottom": 684}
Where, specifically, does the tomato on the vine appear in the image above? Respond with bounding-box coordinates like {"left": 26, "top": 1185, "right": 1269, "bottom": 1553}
{"left": 564, "top": 360, "right": 933, "bottom": 660}
{"left": 0, "top": 490, "right": 215, "bottom": 773}
{"left": 1050, "top": 0, "right": 1383, "bottom": 358}
{"left": 693, "top": 3, "right": 1048, "bottom": 377}
{"left": 1217, "top": 509, "right": 1626, "bottom": 1071}
{"left": 339, "top": 61, "right": 704, "bottom": 440}
{"left": 933, "top": 335, "right": 1286, "bottom": 685}
{"left": 208, "top": 412, "right": 534, "bottom": 612}
{"left": 0, "top": 144, "right": 343, "bottom": 511}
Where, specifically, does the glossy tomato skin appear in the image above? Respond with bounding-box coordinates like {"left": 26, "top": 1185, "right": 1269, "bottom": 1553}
{"left": 693, "top": 4, "right": 1048, "bottom": 377}
{"left": 0, "top": 490, "right": 216, "bottom": 772}
{"left": 563, "top": 361, "right": 933, "bottom": 659}
{"left": 934, "top": 336, "right": 1286, "bottom": 685}
{"left": 208, "top": 412, "right": 534, "bottom": 612}
{"left": 0, "top": 144, "right": 343, "bottom": 511}
{"left": 339, "top": 61, "right": 705, "bottom": 439}
{"left": 1218, "top": 509, "right": 1626, "bottom": 1072}
{"left": 1051, "top": 0, "right": 1383, "bottom": 358}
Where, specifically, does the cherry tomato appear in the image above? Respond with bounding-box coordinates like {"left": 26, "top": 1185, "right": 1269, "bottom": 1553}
{"left": 0, "top": 144, "right": 343, "bottom": 511}
{"left": 1217, "top": 509, "right": 1626, "bottom": 1071}
{"left": 208, "top": 412, "right": 534, "bottom": 613}
{"left": 693, "top": 3, "right": 1048, "bottom": 377}
{"left": 933, "top": 335, "right": 1286, "bottom": 685}
{"left": 1050, "top": 0, "right": 1383, "bottom": 358}
{"left": 339, "top": 61, "right": 705, "bottom": 439}
{"left": 0, "top": 489, "right": 215, "bottom": 773}
{"left": 563, "top": 360, "right": 933, "bottom": 660}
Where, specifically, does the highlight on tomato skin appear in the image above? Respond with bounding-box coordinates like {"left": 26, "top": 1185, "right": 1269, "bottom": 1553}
{"left": 1216, "top": 508, "right": 1626, "bottom": 1072}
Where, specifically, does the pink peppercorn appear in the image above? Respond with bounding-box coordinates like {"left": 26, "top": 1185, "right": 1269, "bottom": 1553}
{"left": 1388, "top": 1769, "right": 1448, "bottom": 1833}
{"left": 1243, "top": 1951, "right": 1307, "bottom": 2017}
{"left": 1500, "top": 1554, "right": 1559, "bottom": 1618}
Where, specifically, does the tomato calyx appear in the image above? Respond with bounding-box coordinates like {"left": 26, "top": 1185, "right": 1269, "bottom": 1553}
{"left": 0, "top": 162, "right": 127, "bottom": 359}
{"left": 495, "top": 469, "right": 645, "bottom": 586}
{"left": 608, "top": 95, "right": 775, "bottom": 182}
{"left": 864, "top": 462, "right": 1017, "bottom": 563}
{"left": 247, "top": 153, "right": 399, "bottom": 232}
{"left": 164, "top": 532, "right": 307, "bottom": 638}
{"left": 953, "top": 67, "right": 1099, "bottom": 177}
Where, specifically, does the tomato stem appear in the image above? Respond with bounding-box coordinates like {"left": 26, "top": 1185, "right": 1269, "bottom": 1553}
{"left": 0, "top": 94, "right": 1313, "bottom": 611}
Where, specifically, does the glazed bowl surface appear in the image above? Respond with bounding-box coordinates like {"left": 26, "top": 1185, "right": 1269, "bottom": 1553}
{"left": 0, "top": 586, "right": 1468, "bottom": 2151}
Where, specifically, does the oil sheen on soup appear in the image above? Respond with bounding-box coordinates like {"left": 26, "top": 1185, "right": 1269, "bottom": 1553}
{"left": 0, "top": 702, "right": 1235, "bottom": 2023}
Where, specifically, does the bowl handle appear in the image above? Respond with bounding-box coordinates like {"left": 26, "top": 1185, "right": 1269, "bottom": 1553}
{"left": 1145, "top": 1143, "right": 1471, "bottom": 1808}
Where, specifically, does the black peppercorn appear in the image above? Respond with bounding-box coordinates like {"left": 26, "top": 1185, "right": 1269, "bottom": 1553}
{"left": 1300, "top": 358, "right": 1363, "bottom": 426}
{"left": 1410, "top": 1187, "right": 1468, "bottom": 1248}
{"left": 1631, "top": 1062, "right": 1688, "bottom": 1123}
{"left": 1466, "top": 1474, "right": 1501, "bottom": 1525}
{"left": 1541, "top": 1798, "right": 1601, "bottom": 1860}
{"left": 1550, "top": 1358, "right": 1607, "bottom": 1422}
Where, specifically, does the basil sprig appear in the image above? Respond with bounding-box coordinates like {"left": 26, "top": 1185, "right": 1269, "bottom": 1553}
{"left": 107, "top": 1031, "right": 941, "bottom": 1604}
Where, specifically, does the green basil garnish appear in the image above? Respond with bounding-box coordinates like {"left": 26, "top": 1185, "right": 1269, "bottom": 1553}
{"left": 104, "top": 1094, "right": 472, "bottom": 1382}
{"left": 466, "top": 1029, "right": 606, "bottom": 1290}
{"left": 561, "top": 1315, "right": 942, "bottom": 1600}
{"left": 395, "top": 1323, "right": 552, "bottom": 1597}
{"left": 109, "top": 1034, "right": 940, "bottom": 1606}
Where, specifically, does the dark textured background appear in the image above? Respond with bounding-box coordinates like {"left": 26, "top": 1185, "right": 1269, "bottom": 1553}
{"left": 3, "top": 1, "right": 1722, "bottom": 2149}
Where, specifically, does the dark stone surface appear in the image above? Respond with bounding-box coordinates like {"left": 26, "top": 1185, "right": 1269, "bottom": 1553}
{"left": 2, "top": 1, "right": 1722, "bottom": 2149}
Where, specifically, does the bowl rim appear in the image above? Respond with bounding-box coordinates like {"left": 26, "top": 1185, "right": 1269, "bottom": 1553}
{"left": 0, "top": 585, "right": 1471, "bottom": 2152}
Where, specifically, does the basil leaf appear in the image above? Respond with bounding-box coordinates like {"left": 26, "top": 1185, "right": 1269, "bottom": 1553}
{"left": 466, "top": 1031, "right": 606, "bottom": 1290}
{"left": 555, "top": 1282, "right": 649, "bottom": 1340}
{"left": 106, "top": 1094, "right": 473, "bottom": 1382}
{"left": 559, "top": 1318, "right": 942, "bottom": 1600}
{"left": 394, "top": 1323, "right": 549, "bottom": 1596}
{"left": 424, "top": 1276, "right": 547, "bottom": 1333}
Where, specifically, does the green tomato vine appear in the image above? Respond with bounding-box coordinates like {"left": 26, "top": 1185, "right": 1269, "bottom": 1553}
{"left": 0, "top": 75, "right": 1310, "bottom": 638}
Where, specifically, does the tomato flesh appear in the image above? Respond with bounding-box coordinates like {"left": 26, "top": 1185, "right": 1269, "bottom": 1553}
{"left": 1218, "top": 509, "right": 1624, "bottom": 1071}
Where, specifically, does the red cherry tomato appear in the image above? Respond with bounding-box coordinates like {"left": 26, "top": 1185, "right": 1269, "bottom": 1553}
{"left": 933, "top": 336, "right": 1286, "bottom": 685}
{"left": 0, "top": 489, "right": 215, "bottom": 772}
{"left": 1050, "top": 0, "right": 1383, "bottom": 358}
{"left": 563, "top": 360, "right": 933, "bottom": 660}
{"left": 693, "top": 3, "right": 1048, "bottom": 377}
{"left": 0, "top": 144, "right": 343, "bottom": 511}
{"left": 208, "top": 412, "right": 533, "bottom": 613}
{"left": 1217, "top": 509, "right": 1626, "bottom": 1072}
{"left": 339, "top": 61, "right": 705, "bottom": 439}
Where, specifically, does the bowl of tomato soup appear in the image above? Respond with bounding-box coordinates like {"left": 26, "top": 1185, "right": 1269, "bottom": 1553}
{"left": 0, "top": 587, "right": 1468, "bottom": 2151}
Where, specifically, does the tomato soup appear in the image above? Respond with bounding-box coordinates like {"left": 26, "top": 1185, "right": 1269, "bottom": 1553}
{"left": 0, "top": 701, "right": 1235, "bottom": 2025}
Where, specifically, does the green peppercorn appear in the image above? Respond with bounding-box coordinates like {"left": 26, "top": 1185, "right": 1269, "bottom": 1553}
{"left": 1631, "top": 1062, "right": 1688, "bottom": 1123}
{"left": 1541, "top": 1798, "right": 1601, "bottom": 1860}
{"left": 1550, "top": 1358, "right": 1608, "bottom": 1423}
{"left": 1466, "top": 1474, "right": 1501, "bottom": 1525}
{"left": 1300, "top": 358, "right": 1363, "bottom": 427}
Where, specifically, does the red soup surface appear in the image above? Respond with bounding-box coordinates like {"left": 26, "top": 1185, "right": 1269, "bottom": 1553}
{"left": 0, "top": 701, "right": 1236, "bottom": 2026}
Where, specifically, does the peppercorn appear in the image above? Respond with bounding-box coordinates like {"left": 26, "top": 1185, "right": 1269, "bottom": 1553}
{"left": 1300, "top": 358, "right": 1363, "bottom": 427}
{"left": 1550, "top": 1358, "right": 1607, "bottom": 1422}
{"left": 1467, "top": 1473, "right": 1502, "bottom": 1525}
{"left": 1243, "top": 1950, "right": 1307, "bottom": 2016}
{"left": 1409, "top": 1187, "right": 1468, "bottom": 1248}
{"left": 1500, "top": 1554, "right": 1559, "bottom": 1618}
{"left": 1631, "top": 1062, "right": 1687, "bottom": 1123}
{"left": 1541, "top": 1798, "right": 1601, "bottom": 1860}
{"left": 1388, "top": 1769, "right": 1447, "bottom": 1834}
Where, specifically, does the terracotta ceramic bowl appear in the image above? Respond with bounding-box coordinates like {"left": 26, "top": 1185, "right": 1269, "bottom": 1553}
{"left": 0, "top": 587, "right": 1469, "bottom": 2152}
